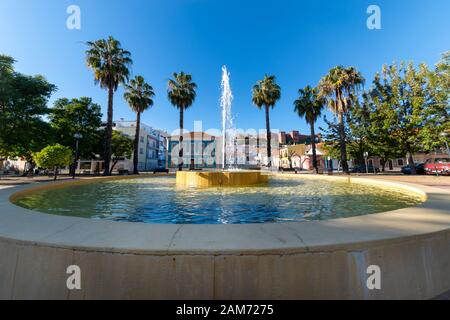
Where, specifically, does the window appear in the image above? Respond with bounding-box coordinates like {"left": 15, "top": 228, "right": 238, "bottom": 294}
{"left": 140, "top": 148, "right": 144, "bottom": 155}
{"left": 140, "top": 136, "right": 144, "bottom": 143}
{"left": 397, "top": 159, "right": 404, "bottom": 166}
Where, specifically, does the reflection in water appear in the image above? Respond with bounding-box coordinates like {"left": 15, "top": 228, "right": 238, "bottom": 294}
{"left": 15, "top": 176, "right": 422, "bottom": 224}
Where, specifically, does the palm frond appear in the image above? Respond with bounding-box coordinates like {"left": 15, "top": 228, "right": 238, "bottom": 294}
{"left": 85, "top": 36, "right": 133, "bottom": 91}
{"left": 167, "top": 72, "right": 197, "bottom": 110}
{"left": 124, "top": 75, "right": 155, "bottom": 114}
{"left": 252, "top": 75, "right": 281, "bottom": 109}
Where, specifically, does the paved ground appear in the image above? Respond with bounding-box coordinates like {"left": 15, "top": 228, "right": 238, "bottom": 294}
{"left": 350, "top": 173, "right": 450, "bottom": 191}
{"left": 0, "top": 176, "right": 71, "bottom": 185}
{"left": 0, "top": 174, "right": 152, "bottom": 185}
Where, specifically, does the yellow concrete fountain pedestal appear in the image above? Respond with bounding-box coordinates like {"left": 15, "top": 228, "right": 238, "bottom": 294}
{"left": 176, "top": 171, "right": 269, "bottom": 188}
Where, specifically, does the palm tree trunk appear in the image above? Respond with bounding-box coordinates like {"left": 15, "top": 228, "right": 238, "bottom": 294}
{"left": 103, "top": 86, "right": 114, "bottom": 176}
{"left": 265, "top": 105, "right": 272, "bottom": 168}
{"left": 337, "top": 111, "right": 349, "bottom": 174}
{"left": 310, "top": 122, "right": 318, "bottom": 174}
{"left": 179, "top": 107, "right": 184, "bottom": 171}
{"left": 133, "top": 111, "right": 141, "bottom": 174}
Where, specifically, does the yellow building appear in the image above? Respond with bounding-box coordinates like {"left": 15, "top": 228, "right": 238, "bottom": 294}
{"left": 279, "top": 144, "right": 307, "bottom": 169}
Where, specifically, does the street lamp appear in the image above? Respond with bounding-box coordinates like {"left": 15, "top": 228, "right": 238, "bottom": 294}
{"left": 72, "top": 133, "right": 83, "bottom": 179}
{"left": 441, "top": 132, "right": 450, "bottom": 157}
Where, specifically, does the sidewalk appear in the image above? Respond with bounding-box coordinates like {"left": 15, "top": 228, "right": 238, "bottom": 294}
{"left": 0, "top": 172, "right": 159, "bottom": 186}
{"left": 0, "top": 176, "right": 75, "bottom": 185}
{"left": 350, "top": 174, "right": 450, "bottom": 191}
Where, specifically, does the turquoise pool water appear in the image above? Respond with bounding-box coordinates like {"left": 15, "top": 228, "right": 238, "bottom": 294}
{"left": 15, "top": 176, "right": 422, "bottom": 224}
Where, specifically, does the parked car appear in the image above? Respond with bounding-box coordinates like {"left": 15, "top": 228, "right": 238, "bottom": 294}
{"left": 401, "top": 163, "right": 425, "bottom": 175}
{"left": 350, "top": 164, "right": 380, "bottom": 173}
{"left": 153, "top": 167, "right": 169, "bottom": 174}
{"left": 424, "top": 158, "right": 450, "bottom": 175}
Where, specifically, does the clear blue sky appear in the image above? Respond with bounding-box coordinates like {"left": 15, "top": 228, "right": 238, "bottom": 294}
{"left": 1, "top": 0, "right": 449, "bottom": 135}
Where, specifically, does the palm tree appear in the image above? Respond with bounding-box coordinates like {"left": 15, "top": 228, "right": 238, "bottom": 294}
{"left": 167, "top": 72, "right": 197, "bottom": 171}
{"left": 85, "top": 36, "right": 132, "bottom": 176}
{"left": 294, "top": 86, "right": 325, "bottom": 173}
{"left": 124, "top": 76, "right": 155, "bottom": 175}
{"left": 318, "top": 66, "right": 364, "bottom": 174}
{"left": 252, "top": 75, "right": 281, "bottom": 168}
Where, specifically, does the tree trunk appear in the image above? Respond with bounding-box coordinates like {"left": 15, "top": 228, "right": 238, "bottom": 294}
{"left": 103, "top": 86, "right": 114, "bottom": 176}
{"left": 381, "top": 159, "right": 386, "bottom": 172}
{"left": 337, "top": 111, "right": 349, "bottom": 174}
{"left": 22, "top": 161, "right": 35, "bottom": 177}
{"left": 110, "top": 160, "right": 119, "bottom": 175}
{"left": 310, "top": 122, "right": 318, "bottom": 173}
{"left": 407, "top": 150, "right": 416, "bottom": 175}
{"left": 179, "top": 107, "right": 184, "bottom": 171}
{"left": 54, "top": 166, "right": 57, "bottom": 181}
{"left": 265, "top": 105, "right": 272, "bottom": 168}
{"left": 133, "top": 111, "right": 141, "bottom": 175}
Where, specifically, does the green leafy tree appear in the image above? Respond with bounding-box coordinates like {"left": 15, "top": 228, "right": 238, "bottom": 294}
{"left": 49, "top": 97, "right": 103, "bottom": 160}
{"left": 0, "top": 55, "right": 15, "bottom": 75}
{"left": 252, "top": 75, "right": 281, "bottom": 168}
{"left": 321, "top": 98, "right": 369, "bottom": 170}
{"left": 419, "top": 52, "right": 450, "bottom": 152}
{"left": 0, "top": 55, "right": 56, "bottom": 174}
{"left": 86, "top": 36, "right": 132, "bottom": 176}
{"left": 124, "top": 76, "right": 155, "bottom": 174}
{"left": 294, "top": 85, "right": 325, "bottom": 173}
{"left": 320, "top": 115, "right": 351, "bottom": 169}
{"left": 360, "top": 90, "right": 403, "bottom": 171}
{"left": 322, "top": 91, "right": 405, "bottom": 172}
{"left": 370, "top": 62, "right": 430, "bottom": 174}
{"left": 344, "top": 95, "right": 371, "bottom": 166}
{"left": 110, "top": 131, "right": 134, "bottom": 174}
{"left": 318, "top": 66, "right": 365, "bottom": 174}
{"left": 0, "top": 55, "right": 15, "bottom": 109}
{"left": 167, "top": 72, "right": 197, "bottom": 171}
{"left": 34, "top": 144, "right": 73, "bottom": 180}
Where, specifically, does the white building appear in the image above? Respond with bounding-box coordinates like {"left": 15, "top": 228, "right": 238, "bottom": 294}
{"left": 113, "top": 120, "right": 168, "bottom": 172}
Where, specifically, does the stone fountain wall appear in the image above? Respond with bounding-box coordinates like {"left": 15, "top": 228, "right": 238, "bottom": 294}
{"left": 175, "top": 171, "right": 269, "bottom": 188}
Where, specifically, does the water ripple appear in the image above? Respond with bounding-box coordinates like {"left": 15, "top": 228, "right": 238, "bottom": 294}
{"left": 15, "top": 176, "right": 422, "bottom": 224}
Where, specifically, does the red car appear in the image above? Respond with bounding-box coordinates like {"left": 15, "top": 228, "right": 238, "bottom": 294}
{"left": 424, "top": 158, "right": 450, "bottom": 175}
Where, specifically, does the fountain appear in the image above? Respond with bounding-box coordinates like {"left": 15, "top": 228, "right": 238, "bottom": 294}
{"left": 221, "top": 65, "right": 236, "bottom": 170}
{"left": 176, "top": 66, "right": 268, "bottom": 187}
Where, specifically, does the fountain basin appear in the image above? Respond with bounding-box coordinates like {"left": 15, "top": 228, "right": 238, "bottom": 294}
{"left": 1, "top": 176, "right": 450, "bottom": 299}
{"left": 176, "top": 171, "right": 268, "bottom": 188}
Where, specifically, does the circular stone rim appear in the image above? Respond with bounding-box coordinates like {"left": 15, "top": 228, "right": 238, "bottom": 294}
{"left": 1, "top": 174, "right": 448, "bottom": 256}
